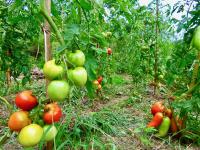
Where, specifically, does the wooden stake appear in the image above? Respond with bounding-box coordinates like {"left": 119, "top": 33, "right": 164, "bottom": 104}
{"left": 6, "top": 50, "right": 12, "bottom": 86}
{"left": 43, "top": 0, "right": 53, "bottom": 149}
{"left": 6, "top": 68, "right": 11, "bottom": 86}
{"left": 154, "top": 0, "right": 159, "bottom": 95}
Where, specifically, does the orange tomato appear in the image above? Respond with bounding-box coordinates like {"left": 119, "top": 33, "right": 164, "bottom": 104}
{"left": 8, "top": 111, "right": 31, "bottom": 131}
{"left": 164, "top": 108, "right": 172, "bottom": 118}
{"left": 98, "top": 84, "right": 102, "bottom": 90}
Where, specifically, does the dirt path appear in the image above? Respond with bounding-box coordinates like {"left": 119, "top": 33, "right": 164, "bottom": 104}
{"left": 1, "top": 74, "right": 199, "bottom": 150}
{"left": 88, "top": 74, "right": 199, "bottom": 150}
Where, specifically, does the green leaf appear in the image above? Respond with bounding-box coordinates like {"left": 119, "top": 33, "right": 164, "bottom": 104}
{"left": 79, "top": 0, "right": 92, "bottom": 11}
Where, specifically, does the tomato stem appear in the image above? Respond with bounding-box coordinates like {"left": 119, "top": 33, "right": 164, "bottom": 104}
{"left": 40, "top": 0, "right": 65, "bottom": 46}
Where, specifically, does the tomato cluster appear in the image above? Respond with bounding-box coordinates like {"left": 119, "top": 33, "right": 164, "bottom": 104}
{"left": 7, "top": 50, "right": 87, "bottom": 148}
{"left": 44, "top": 50, "right": 87, "bottom": 101}
{"left": 93, "top": 76, "right": 103, "bottom": 93}
{"left": 8, "top": 91, "right": 59, "bottom": 147}
{"left": 147, "top": 101, "right": 181, "bottom": 137}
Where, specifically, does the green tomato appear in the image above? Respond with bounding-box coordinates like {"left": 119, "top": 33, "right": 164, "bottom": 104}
{"left": 192, "top": 26, "right": 200, "bottom": 50}
{"left": 47, "top": 80, "right": 70, "bottom": 101}
{"left": 68, "top": 67, "right": 87, "bottom": 87}
{"left": 67, "top": 50, "right": 85, "bottom": 67}
{"left": 18, "top": 124, "right": 43, "bottom": 147}
{"left": 158, "top": 74, "right": 164, "bottom": 80}
{"left": 43, "top": 125, "right": 58, "bottom": 142}
{"left": 43, "top": 59, "right": 64, "bottom": 80}
{"left": 156, "top": 117, "right": 170, "bottom": 137}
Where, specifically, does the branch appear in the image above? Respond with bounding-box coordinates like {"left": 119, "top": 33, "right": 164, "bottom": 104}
{"left": 176, "top": 81, "right": 200, "bottom": 101}
{"left": 39, "top": 0, "right": 65, "bottom": 46}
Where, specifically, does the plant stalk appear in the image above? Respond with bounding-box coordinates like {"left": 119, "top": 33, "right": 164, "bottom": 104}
{"left": 40, "top": 0, "right": 65, "bottom": 46}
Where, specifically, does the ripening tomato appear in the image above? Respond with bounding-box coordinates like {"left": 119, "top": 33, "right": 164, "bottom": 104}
{"left": 43, "top": 103, "right": 62, "bottom": 124}
{"left": 107, "top": 48, "right": 112, "bottom": 55}
{"left": 151, "top": 101, "right": 165, "bottom": 115}
{"left": 18, "top": 124, "right": 43, "bottom": 147}
{"left": 8, "top": 111, "right": 31, "bottom": 132}
{"left": 93, "top": 80, "right": 99, "bottom": 86}
{"left": 170, "top": 116, "right": 178, "bottom": 133}
{"left": 97, "top": 84, "right": 102, "bottom": 90}
{"left": 164, "top": 108, "right": 172, "bottom": 118}
{"left": 147, "top": 112, "right": 163, "bottom": 128}
{"left": 97, "top": 76, "right": 103, "bottom": 84}
{"left": 15, "top": 91, "right": 38, "bottom": 111}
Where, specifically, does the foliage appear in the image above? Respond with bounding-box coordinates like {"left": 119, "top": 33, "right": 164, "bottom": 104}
{"left": 0, "top": 0, "right": 200, "bottom": 149}
{"left": 0, "top": 0, "right": 42, "bottom": 85}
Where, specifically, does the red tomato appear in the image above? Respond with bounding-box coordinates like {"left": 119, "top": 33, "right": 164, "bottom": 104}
{"left": 107, "top": 48, "right": 112, "bottom": 55}
{"left": 97, "top": 76, "right": 103, "bottom": 84}
{"left": 8, "top": 111, "right": 31, "bottom": 131}
{"left": 43, "top": 103, "right": 62, "bottom": 124}
{"left": 170, "top": 116, "right": 178, "bottom": 133}
{"left": 147, "top": 112, "right": 163, "bottom": 128}
{"left": 15, "top": 90, "right": 38, "bottom": 111}
{"left": 151, "top": 101, "right": 165, "bottom": 115}
{"left": 176, "top": 116, "right": 186, "bottom": 130}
